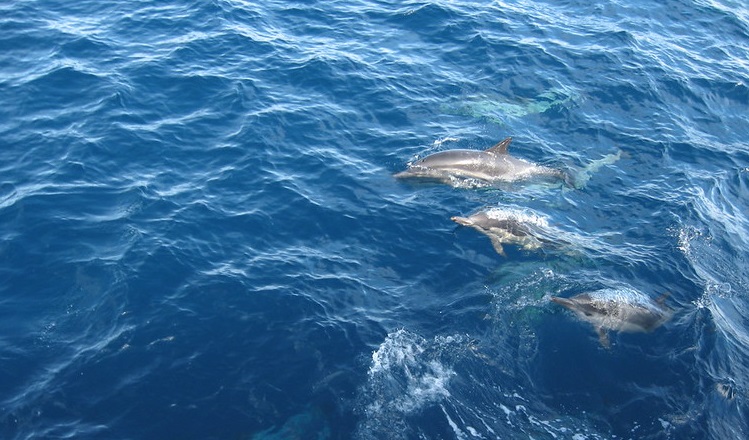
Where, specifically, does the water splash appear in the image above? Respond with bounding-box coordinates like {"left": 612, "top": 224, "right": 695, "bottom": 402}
{"left": 355, "top": 329, "right": 462, "bottom": 440}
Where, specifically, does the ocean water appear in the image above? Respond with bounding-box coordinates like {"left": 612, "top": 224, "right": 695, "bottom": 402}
{"left": 1, "top": 0, "right": 748, "bottom": 439}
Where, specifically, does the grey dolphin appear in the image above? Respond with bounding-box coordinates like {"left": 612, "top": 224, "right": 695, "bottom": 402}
{"left": 551, "top": 289, "right": 672, "bottom": 348}
{"left": 451, "top": 208, "right": 553, "bottom": 257}
{"left": 442, "top": 89, "right": 579, "bottom": 126}
{"left": 394, "top": 137, "right": 572, "bottom": 187}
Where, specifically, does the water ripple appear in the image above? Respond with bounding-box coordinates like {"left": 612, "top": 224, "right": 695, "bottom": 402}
{"left": 1, "top": 0, "right": 748, "bottom": 438}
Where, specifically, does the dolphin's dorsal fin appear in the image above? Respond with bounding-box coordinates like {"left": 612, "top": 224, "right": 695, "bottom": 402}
{"left": 486, "top": 137, "right": 512, "bottom": 155}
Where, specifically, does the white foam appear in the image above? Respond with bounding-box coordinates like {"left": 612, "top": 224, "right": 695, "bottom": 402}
{"left": 443, "top": 405, "right": 469, "bottom": 440}
{"left": 359, "top": 330, "right": 612, "bottom": 440}
{"left": 366, "top": 329, "right": 456, "bottom": 414}
{"left": 588, "top": 286, "right": 659, "bottom": 309}
{"left": 675, "top": 225, "right": 701, "bottom": 255}
{"left": 368, "top": 328, "right": 425, "bottom": 376}
{"left": 483, "top": 206, "right": 550, "bottom": 228}
{"left": 433, "top": 136, "right": 460, "bottom": 147}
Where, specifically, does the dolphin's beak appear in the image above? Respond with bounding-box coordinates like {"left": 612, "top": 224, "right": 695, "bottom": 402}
{"left": 451, "top": 216, "right": 473, "bottom": 226}
{"left": 550, "top": 296, "right": 574, "bottom": 309}
{"left": 394, "top": 168, "right": 420, "bottom": 179}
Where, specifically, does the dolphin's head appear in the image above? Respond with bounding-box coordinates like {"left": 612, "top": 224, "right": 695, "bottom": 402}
{"left": 450, "top": 215, "right": 474, "bottom": 227}
{"left": 394, "top": 150, "right": 492, "bottom": 182}
{"left": 550, "top": 294, "right": 601, "bottom": 318}
{"left": 451, "top": 211, "right": 494, "bottom": 227}
{"left": 414, "top": 150, "right": 487, "bottom": 169}
{"left": 452, "top": 212, "right": 530, "bottom": 237}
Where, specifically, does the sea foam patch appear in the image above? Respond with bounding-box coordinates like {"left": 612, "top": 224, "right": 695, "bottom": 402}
{"left": 355, "top": 329, "right": 463, "bottom": 439}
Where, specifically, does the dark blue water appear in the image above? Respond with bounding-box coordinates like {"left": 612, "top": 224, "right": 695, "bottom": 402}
{"left": 2, "top": 0, "right": 748, "bottom": 438}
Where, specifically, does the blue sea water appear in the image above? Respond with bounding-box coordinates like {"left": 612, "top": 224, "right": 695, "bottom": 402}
{"left": 1, "top": 0, "right": 748, "bottom": 438}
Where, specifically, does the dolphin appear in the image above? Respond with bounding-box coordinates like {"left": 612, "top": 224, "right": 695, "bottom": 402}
{"left": 394, "top": 137, "right": 572, "bottom": 187}
{"left": 442, "top": 89, "right": 579, "bottom": 126}
{"left": 550, "top": 289, "right": 672, "bottom": 348}
{"left": 451, "top": 208, "right": 556, "bottom": 257}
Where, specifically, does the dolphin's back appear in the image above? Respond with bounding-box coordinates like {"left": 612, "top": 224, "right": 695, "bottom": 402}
{"left": 415, "top": 150, "right": 490, "bottom": 168}
{"left": 553, "top": 289, "right": 672, "bottom": 334}
{"left": 625, "top": 307, "right": 669, "bottom": 331}
{"left": 480, "top": 218, "right": 531, "bottom": 237}
{"left": 395, "top": 138, "right": 569, "bottom": 186}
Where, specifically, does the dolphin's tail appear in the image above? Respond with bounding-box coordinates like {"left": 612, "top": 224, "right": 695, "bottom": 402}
{"left": 568, "top": 150, "right": 622, "bottom": 189}
{"left": 562, "top": 171, "right": 578, "bottom": 189}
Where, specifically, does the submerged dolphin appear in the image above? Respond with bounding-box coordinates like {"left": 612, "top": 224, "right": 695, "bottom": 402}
{"left": 551, "top": 288, "right": 672, "bottom": 348}
{"left": 394, "top": 137, "right": 572, "bottom": 187}
{"left": 442, "top": 89, "right": 579, "bottom": 126}
{"left": 451, "top": 208, "right": 558, "bottom": 257}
